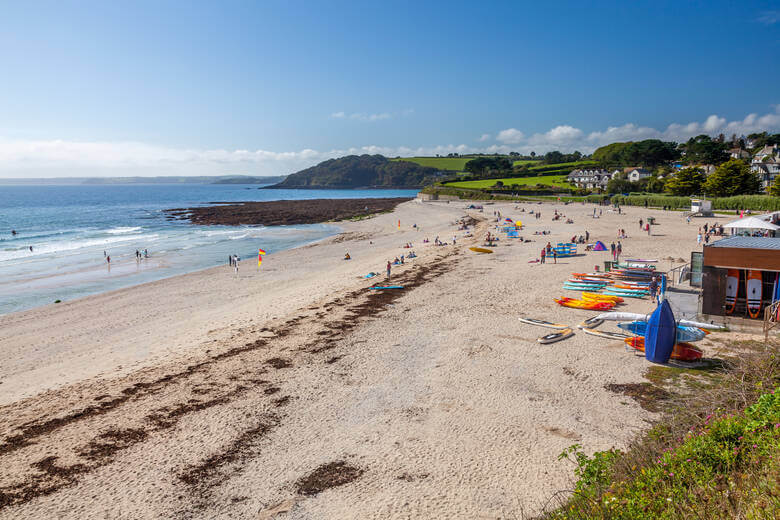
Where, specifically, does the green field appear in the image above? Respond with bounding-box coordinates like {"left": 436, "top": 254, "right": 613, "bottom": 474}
{"left": 528, "top": 160, "right": 597, "bottom": 171}
{"left": 392, "top": 156, "right": 475, "bottom": 170}
{"left": 512, "top": 159, "right": 542, "bottom": 167}
{"left": 445, "top": 174, "right": 571, "bottom": 189}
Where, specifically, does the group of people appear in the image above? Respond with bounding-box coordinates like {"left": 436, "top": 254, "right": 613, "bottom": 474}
{"left": 228, "top": 254, "right": 241, "bottom": 273}
{"left": 610, "top": 241, "right": 623, "bottom": 261}
{"left": 134, "top": 249, "right": 148, "bottom": 260}
{"left": 696, "top": 221, "right": 725, "bottom": 245}
{"left": 540, "top": 242, "right": 557, "bottom": 264}
{"left": 569, "top": 232, "right": 589, "bottom": 244}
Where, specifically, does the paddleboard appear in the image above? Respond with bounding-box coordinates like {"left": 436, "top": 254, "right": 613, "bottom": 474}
{"left": 369, "top": 285, "right": 404, "bottom": 290}
{"left": 538, "top": 328, "right": 574, "bottom": 344}
{"left": 624, "top": 337, "right": 702, "bottom": 362}
{"left": 583, "top": 328, "right": 632, "bottom": 340}
{"left": 617, "top": 321, "right": 706, "bottom": 342}
{"left": 577, "top": 317, "right": 604, "bottom": 329}
{"left": 747, "top": 270, "right": 762, "bottom": 318}
{"left": 469, "top": 247, "right": 494, "bottom": 254}
{"left": 725, "top": 269, "right": 739, "bottom": 315}
{"left": 519, "top": 317, "right": 568, "bottom": 329}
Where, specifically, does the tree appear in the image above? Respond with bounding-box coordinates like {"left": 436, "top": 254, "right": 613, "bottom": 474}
{"left": 593, "top": 140, "right": 679, "bottom": 167}
{"left": 530, "top": 151, "right": 536, "bottom": 158}
{"left": 664, "top": 167, "right": 705, "bottom": 196}
{"left": 645, "top": 174, "right": 666, "bottom": 193}
{"left": 769, "top": 176, "right": 780, "bottom": 197}
{"left": 464, "top": 157, "right": 512, "bottom": 176}
{"left": 702, "top": 159, "right": 760, "bottom": 197}
{"left": 606, "top": 177, "right": 634, "bottom": 194}
{"left": 680, "top": 135, "right": 728, "bottom": 165}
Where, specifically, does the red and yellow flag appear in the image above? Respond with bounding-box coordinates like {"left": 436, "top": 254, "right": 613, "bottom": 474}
{"left": 258, "top": 248, "right": 266, "bottom": 267}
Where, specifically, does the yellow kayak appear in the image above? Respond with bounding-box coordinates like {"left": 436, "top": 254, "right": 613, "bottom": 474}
{"left": 582, "top": 291, "right": 624, "bottom": 303}
{"left": 469, "top": 247, "right": 493, "bottom": 254}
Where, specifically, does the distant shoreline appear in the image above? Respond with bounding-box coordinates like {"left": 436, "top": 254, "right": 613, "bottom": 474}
{"left": 164, "top": 197, "right": 414, "bottom": 226}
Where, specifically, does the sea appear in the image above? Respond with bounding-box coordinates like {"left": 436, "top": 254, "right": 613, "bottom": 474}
{"left": 0, "top": 184, "right": 418, "bottom": 315}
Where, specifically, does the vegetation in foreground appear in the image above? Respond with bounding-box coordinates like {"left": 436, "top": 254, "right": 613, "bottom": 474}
{"left": 542, "top": 340, "right": 780, "bottom": 520}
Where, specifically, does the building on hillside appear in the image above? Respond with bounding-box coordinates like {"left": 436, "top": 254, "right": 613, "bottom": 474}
{"left": 626, "top": 168, "right": 652, "bottom": 182}
{"left": 567, "top": 169, "right": 618, "bottom": 189}
{"left": 754, "top": 144, "right": 779, "bottom": 162}
{"left": 729, "top": 148, "right": 751, "bottom": 160}
{"left": 750, "top": 145, "right": 780, "bottom": 190}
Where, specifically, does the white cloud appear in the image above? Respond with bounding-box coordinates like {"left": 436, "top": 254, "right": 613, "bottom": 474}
{"left": 489, "top": 105, "right": 780, "bottom": 154}
{"left": 496, "top": 128, "right": 525, "bottom": 144}
{"left": 2, "top": 106, "right": 779, "bottom": 178}
{"left": 330, "top": 111, "right": 346, "bottom": 119}
{"left": 478, "top": 133, "right": 491, "bottom": 142}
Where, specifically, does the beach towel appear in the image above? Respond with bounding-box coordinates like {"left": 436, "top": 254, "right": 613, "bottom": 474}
{"left": 593, "top": 241, "right": 607, "bottom": 251}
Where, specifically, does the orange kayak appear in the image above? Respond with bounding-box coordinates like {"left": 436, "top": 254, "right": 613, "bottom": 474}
{"left": 624, "top": 337, "right": 703, "bottom": 361}
{"left": 555, "top": 297, "right": 615, "bottom": 310}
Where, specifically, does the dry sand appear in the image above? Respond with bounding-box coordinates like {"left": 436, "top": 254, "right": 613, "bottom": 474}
{"left": 0, "top": 199, "right": 724, "bottom": 518}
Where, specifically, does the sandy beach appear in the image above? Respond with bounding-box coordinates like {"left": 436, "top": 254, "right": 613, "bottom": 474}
{"left": 0, "top": 199, "right": 724, "bottom": 518}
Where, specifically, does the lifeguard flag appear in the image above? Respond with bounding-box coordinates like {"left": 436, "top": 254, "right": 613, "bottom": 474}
{"left": 258, "top": 248, "right": 266, "bottom": 266}
{"left": 398, "top": 219, "right": 401, "bottom": 229}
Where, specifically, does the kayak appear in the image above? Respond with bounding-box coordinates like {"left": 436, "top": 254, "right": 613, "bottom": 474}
{"left": 555, "top": 298, "right": 615, "bottom": 310}
{"left": 582, "top": 292, "right": 623, "bottom": 303}
{"left": 518, "top": 317, "right": 569, "bottom": 329}
{"left": 538, "top": 328, "right": 574, "bottom": 344}
{"left": 594, "top": 312, "right": 727, "bottom": 331}
{"left": 624, "top": 337, "right": 703, "bottom": 361}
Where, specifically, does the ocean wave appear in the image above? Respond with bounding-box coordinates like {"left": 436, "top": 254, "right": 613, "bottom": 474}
{"left": 0, "top": 234, "right": 160, "bottom": 263}
{"left": 105, "top": 226, "right": 143, "bottom": 235}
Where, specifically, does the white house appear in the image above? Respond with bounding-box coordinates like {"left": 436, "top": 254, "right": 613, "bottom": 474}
{"left": 749, "top": 145, "right": 780, "bottom": 189}
{"left": 626, "top": 168, "right": 652, "bottom": 182}
{"left": 567, "top": 169, "right": 617, "bottom": 189}
{"left": 728, "top": 148, "right": 751, "bottom": 160}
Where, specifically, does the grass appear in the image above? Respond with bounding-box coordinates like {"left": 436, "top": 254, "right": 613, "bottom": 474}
{"left": 541, "top": 339, "right": 780, "bottom": 519}
{"left": 528, "top": 160, "right": 598, "bottom": 171}
{"left": 513, "top": 159, "right": 542, "bottom": 167}
{"left": 444, "top": 174, "right": 571, "bottom": 189}
{"left": 391, "top": 156, "right": 476, "bottom": 171}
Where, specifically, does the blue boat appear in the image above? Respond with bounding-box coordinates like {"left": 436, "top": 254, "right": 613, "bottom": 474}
{"left": 644, "top": 300, "right": 676, "bottom": 364}
{"left": 618, "top": 321, "right": 705, "bottom": 342}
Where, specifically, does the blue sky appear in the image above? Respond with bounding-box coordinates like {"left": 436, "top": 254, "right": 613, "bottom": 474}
{"left": 0, "top": 0, "right": 778, "bottom": 177}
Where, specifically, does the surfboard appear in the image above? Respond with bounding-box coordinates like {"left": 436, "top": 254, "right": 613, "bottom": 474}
{"left": 577, "top": 317, "right": 604, "bottom": 329}
{"left": 538, "top": 328, "right": 574, "bottom": 344}
{"left": 617, "top": 321, "right": 706, "bottom": 342}
{"left": 725, "top": 269, "right": 739, "bottom": 315}
{"left": 747, "top": 270, "right": 762, "bottom": 319}
{"left": 519, "top": 317, "right": 568, "bottom": 329}
{"left": 369, "top": 285, "right": 404, "bottom": 290}
{"left": 644, "top": 300, "right": 676, "bottom": 364}
{"left": 582, "top": 328, "right": 632, "bottom": 340}
{"left": 469, "top": 247, "right": 493, "bottom": 254}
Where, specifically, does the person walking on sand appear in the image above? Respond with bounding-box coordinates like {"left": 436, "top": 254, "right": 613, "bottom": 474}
{"left": 552, "top": 249, "right": 557, "bottom": 264}
{"left": 610, "top": 241, "right": 616, "bottom": 260}
{"left": 639, "top": 218, "right": 643, "bottom": 230}
{"left": 697, "top": 233, "right": 702, "bottom": 246}
{"left": 646, "top": 223, "right": 651, "bottom": 235}
{"left": 234, "top": 256, "right": 240, "bottom": 274}
{"left": 540, "top": 248, "right": 546, "bottom": 264}
{"left": 386, "top": 261, "right": 392, "bottom": 278}
{"left": 616, "top": 241, "right": 622, "bottom": 262}
{"left": 585, "top": 230, "right": 589, "bottom": 242}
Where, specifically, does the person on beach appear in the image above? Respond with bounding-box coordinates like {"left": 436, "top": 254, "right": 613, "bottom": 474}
{"left": 610, "top": 242, "right": 616, "bottom": 259}
{"left": 386, "top": 261, "right": 391, "bottom": 278}
{"left": 646, "top": 223, "right": 651, "bottom": 235}
{"left": 639, "top": 219, "right": 643, "bottom": 230}
{"left": 697, "top": 233, "right": 702, "bottom": 245}
{"left": 344, "top": 253, "right": 351, "bottom": 260}
{"left": 552, "top": 249, "right": 557, "bottom": 264}
{"left": 585, "top": 230, "right": 589, "bottom": 242}
{"left": 649, "top": 277, "right": 659, "bottom": 304}
{"left": 616, "top": 241, "right": 622, "bottom": 261}
{"left": 106, "top": 255, "right": 110, "bottom": 264}
{"left": 29, "top": 246, "right": 33, "bottom": 252}
{"left": 540, "top": 248, "right": 546, "bottom": 264}
{"left": 234, "top": 256, "right": 239, "bottom": 274}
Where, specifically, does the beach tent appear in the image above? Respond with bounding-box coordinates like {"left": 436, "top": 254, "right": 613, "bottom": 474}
{"left": 593, "top": 241, "right": 607, "bottom": 251}
{"left": 723, "top": 216, "right": 780, "bottom": 231}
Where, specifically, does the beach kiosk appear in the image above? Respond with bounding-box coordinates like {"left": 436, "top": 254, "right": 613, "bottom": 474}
{"left": 700, "top": 236, "right": 780, "bottom": 319}
{"left": 690, "top": 198, "right": 713, "bottom": 217}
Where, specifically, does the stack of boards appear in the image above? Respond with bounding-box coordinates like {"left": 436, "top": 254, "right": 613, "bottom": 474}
{"left": 518, "top": 318, "right": 574, "bottom": 344}
{"left": 725, "top": 269, "right": 773, "bottom": 319}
